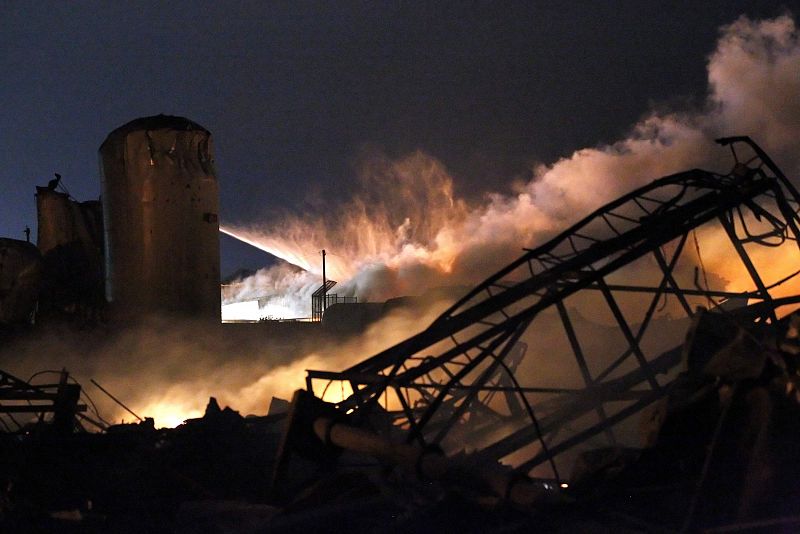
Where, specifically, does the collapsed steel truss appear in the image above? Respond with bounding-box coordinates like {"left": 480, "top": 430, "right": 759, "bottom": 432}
{"left": 306, "top": 137, "right": 800, "bottom": 481}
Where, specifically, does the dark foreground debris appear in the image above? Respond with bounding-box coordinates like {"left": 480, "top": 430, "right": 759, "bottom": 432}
{"left": 2, "top": 331, "right": 799, "bottom": 533}
{"left": 3, "top": 287, "right": 800, "bottom": 532}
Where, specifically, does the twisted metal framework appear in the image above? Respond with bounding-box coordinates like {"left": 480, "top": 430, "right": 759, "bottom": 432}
{"left": 0, "top": 369, "right": 88, "bottom": 434}
{"left": 306, "top": 137, "right": 800, "bottom": 480}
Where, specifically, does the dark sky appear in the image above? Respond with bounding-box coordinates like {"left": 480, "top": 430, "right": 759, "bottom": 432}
{"left": 0, "top": 1, "right": 790, "bottom": 276}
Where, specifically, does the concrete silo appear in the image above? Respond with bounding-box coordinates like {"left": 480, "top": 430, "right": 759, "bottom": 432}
{"left": 99, "top": 115, "right": 220, "bottom": 319}
{"left": 36, "top": 187, "right": 105, "bottom": 315}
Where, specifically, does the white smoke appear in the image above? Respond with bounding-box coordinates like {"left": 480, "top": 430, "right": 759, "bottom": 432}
{"left": 222, "top": 14, "right": 800, "bottom": 320}
{"left": 221, "top": 263, "right": 318, "bottom": 320}
{"left": 709, "top": 14, "right": 800, "bottom": 170}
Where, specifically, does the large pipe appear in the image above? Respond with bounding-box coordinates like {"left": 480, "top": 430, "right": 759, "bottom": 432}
{"left": 312, "top": 417, "right": 558, "bottom": 508}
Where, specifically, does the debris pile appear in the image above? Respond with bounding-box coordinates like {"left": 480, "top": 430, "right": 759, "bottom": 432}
{"left": 1, "top": 308, "right": 798, "bottom": 532}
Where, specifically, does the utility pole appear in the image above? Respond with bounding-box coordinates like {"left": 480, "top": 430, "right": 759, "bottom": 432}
{"left": 321, "top": 249, "right": 327, "bottom": 313}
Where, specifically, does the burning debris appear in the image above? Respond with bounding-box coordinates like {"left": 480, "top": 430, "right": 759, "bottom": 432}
{"left": 302, "top": 137, "right": 800, "bottom": 482}
{"left": 1, "top": 138, "right": 800, "bottom": 532}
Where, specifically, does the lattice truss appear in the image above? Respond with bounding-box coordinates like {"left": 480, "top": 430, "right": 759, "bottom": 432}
{"left": 306, "top": 137, "right": 800, "bottom": 481}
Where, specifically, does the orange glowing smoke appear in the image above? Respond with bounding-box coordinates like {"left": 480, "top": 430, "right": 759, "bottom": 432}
{"left": 222, "top": 15, "right": 800, "bottom": 324}
{"left": 223, "top": 150, "right": 472, "bottom": 289}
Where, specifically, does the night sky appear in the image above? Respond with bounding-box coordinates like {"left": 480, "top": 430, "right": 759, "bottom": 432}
{"left": 0, "top": 1, "right": 791, "bottom": 276}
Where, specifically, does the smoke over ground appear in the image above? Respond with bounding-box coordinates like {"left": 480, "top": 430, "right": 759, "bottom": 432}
{"left": 0, "top": 298, "right": 450, "bottom": 429}
{"left": 224, "top": 14, "right": 800, "bottom": 319}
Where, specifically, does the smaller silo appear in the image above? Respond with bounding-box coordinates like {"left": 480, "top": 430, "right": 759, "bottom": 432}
{"left": 99, "top": 115, "right": 220, "bottom": 319}
{"left": 36, "top": 187, "right": 105, "bottom": 313}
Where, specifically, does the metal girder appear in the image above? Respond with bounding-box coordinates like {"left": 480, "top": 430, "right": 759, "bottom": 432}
{"left": 0, "top": 369, "right": 86, "bottom": 433}
{"left": 305, "top": 137, "right": 800, "bottom": 481}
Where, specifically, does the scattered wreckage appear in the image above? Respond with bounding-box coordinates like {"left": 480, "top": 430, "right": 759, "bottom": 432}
{"left": 2, "top": 137, "right": 800, "bottom": 532}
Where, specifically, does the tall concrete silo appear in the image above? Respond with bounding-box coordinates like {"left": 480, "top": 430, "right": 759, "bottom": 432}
{"left": 99, "top": 115, "right": 220, "bottom": 319}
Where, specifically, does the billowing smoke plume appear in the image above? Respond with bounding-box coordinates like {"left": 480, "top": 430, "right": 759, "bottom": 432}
{"left": 224, "top": 14, "right": 800, "bottom": 319}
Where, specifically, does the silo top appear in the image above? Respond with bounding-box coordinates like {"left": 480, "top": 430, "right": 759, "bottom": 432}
{"left": 99, "top": 114, "right": 210, "bottom": 152}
